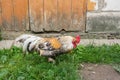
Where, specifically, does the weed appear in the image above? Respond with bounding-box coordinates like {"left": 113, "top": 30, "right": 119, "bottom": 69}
{"left": 76, "top": 44, "right": 120, "bottom": 64}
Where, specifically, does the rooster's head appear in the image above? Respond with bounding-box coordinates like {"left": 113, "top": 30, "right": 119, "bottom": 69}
{"left": 72, "top": 35, "right": 80, "bottom": 48}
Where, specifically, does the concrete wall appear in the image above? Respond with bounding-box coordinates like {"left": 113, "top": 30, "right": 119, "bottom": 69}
{"left": 87, "top": 0, "right": 120, "bottom": 33}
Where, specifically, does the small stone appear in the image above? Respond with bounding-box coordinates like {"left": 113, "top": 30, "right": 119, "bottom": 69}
{"left": 80, "top": 64, "right": 84, "bottom": 68}
{"left": 92, "top": 71, "right": 96, "bottom": 74}
{"left": 87, "top": 67, "right": 94, "bottom": 71}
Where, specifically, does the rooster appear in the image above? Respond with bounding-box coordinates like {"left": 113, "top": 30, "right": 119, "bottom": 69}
{"left": 39, "top": 35, "right": 80, "bottom": 62}
{"left": 12, "top": 34, "right": 80, "bottom": 62}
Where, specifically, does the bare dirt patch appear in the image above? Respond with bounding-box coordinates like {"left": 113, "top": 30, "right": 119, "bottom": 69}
{"left": 80, "top": 63, "right": 120, "bottom": 80}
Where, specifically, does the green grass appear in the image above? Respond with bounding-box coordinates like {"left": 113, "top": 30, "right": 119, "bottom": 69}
{"left": 0, "top": 44, "right": 120, "bottom": 80}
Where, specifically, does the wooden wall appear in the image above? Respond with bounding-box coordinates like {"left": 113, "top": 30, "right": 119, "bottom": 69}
{"left": 0, "top": 0, "right": 87, "bottom": 32}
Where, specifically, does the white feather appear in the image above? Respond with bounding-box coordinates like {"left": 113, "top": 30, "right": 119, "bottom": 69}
{"left": 22, "top": 36, "right": 40, "bottom": 53}
{"left": 28, "top": 37, "right": 42, "bottom": 51}
{"left": 13, "top": 34, "right": 35, "bottom": 47}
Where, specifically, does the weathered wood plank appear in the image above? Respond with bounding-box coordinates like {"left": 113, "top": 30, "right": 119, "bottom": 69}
{"left": 72, "top": 0, "right": 86, "bottom": 32}
{"left": 13, "top": 0, "right": 29, "bottom": 31}
{"left": 29, "top": 0, "right": 44, "bottom": 32}
{"left": 44, "top": 0, "right": 57, "bottom": 31}
{"left": 1, "top": 0, "right": 14, "bottom": 30}
{"left": 0, "top": 0, "right": 2, "bottom": 29}
{"left": 57, "top": 0, "right": 72, "bottom": 31}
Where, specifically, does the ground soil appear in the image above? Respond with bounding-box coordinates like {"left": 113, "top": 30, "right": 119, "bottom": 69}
{"left": 80, "top": 63, "right": 120, "bottom": 80}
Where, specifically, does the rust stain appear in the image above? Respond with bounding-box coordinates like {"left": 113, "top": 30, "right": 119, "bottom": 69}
{"left": 87, "top": 0, "right": 96, "bottom": 11}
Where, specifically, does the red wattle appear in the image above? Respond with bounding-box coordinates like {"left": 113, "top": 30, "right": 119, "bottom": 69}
{"left": 72, "top": 41, "right": 77, "bottom": 48}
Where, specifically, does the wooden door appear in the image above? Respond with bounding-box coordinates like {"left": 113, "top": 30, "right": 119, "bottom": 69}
{"left": 0, "top": 0, "right": 86, "bottom": 32}
{"left": 29, "top": 0, "right": 86, "bottom": 32}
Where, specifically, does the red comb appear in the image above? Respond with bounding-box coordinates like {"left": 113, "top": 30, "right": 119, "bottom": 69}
{"left": 75, "top": 35, "right": 80, "bottom": 43}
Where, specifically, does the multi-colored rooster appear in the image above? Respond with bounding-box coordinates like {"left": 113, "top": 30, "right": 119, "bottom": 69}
{"left": 12, "top": 34, "right": 80, "bottom": 62}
